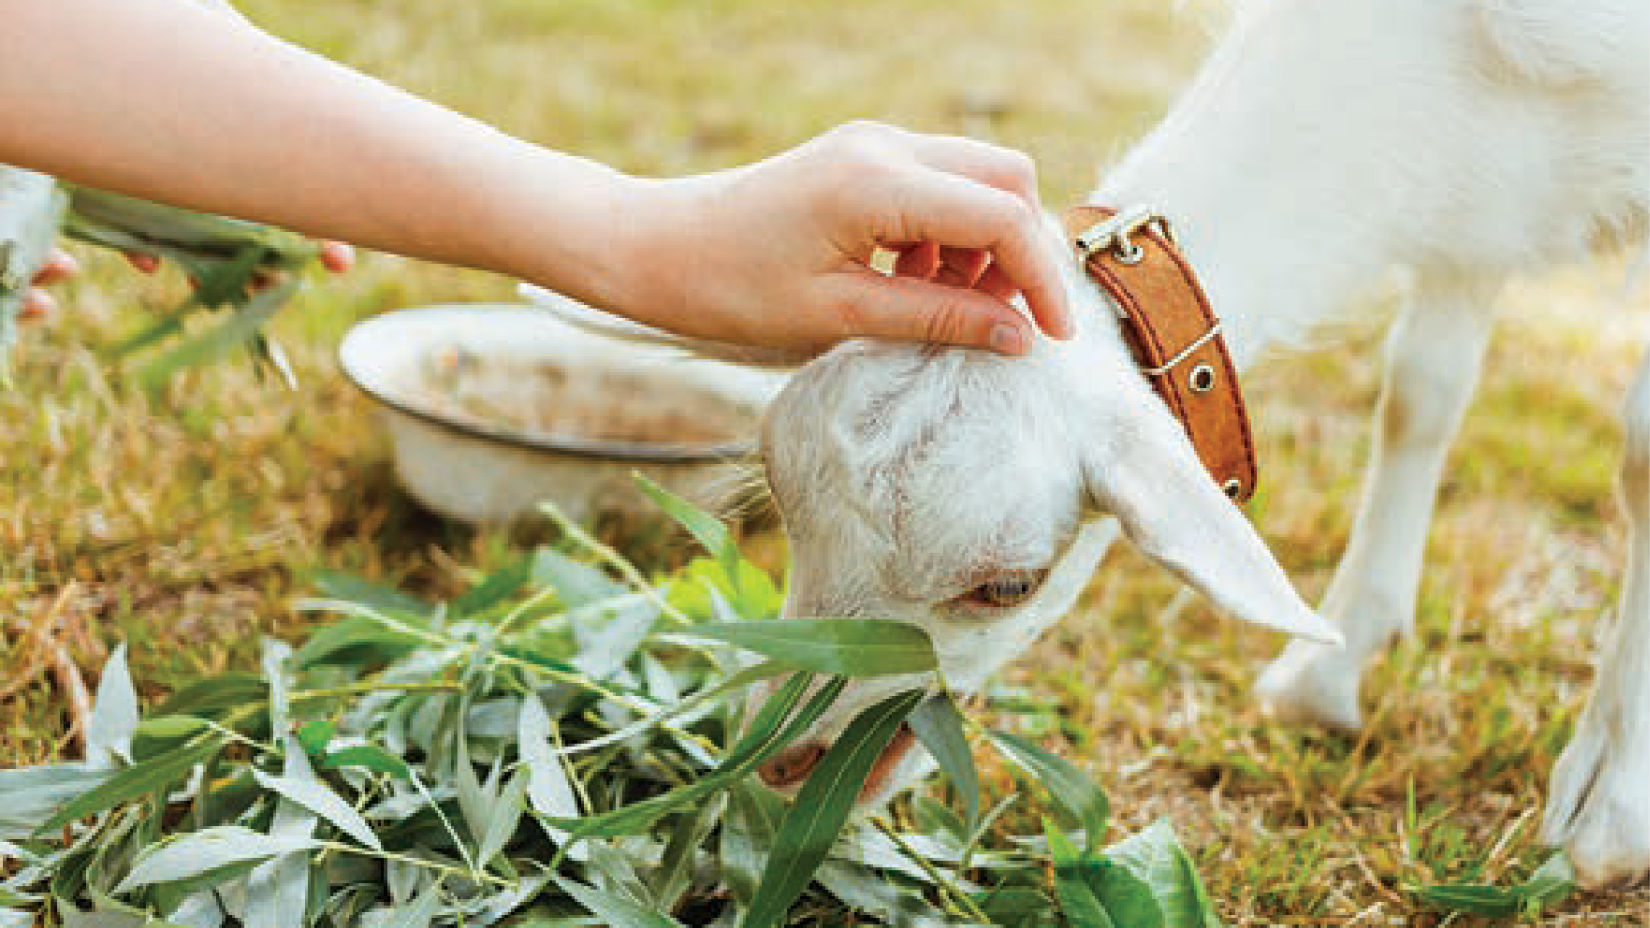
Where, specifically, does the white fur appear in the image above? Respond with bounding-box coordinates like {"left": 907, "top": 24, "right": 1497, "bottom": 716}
{"left": 542, "top": 0, "right": 1650, "bottom": 886}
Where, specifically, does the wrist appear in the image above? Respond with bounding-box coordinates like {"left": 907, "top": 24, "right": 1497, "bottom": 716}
{"left": 495, "top": 146, "right": 654, "bottom": 315}
{"left": 564, "top": 171, "right": 719, "bottom": 332}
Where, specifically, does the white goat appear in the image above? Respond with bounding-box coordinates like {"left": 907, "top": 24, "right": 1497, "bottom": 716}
{"left": 531, "top": 0, "right": 1650, "bottom": 889}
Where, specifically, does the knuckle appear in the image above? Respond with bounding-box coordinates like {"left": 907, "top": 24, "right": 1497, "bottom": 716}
{"left": 825, "top": 287, "right": 874, "bottom": 334}
{"left": 999, "top": 149, "right": 1038, "bottom": 192}
{"left": 921, "top": 300, "right": 969, "bottom": 344}
{"left": 826, "top": 119, "right": 893, "bottom": 153}
{"left": 985, "top": 194, "right": 1036, "bottom": 238}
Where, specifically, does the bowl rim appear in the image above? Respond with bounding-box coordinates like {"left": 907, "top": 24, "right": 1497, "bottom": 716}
{"left": 339, "top": 305, "right": 759, "bottom": 463}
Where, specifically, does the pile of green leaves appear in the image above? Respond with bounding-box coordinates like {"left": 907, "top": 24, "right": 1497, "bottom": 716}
{"left": 1415, "top": 851, "right": 1576, "bottom": 919}
{"left": 1, "top": 480, "right": 1228, "bottom": 926}
{"left": 62, "top": 186, "right": 324, "bottom": 386}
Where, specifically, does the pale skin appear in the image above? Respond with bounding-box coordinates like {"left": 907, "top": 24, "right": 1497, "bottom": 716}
{"left": 3, "top": 0, "right": 1072, "bottom": 356}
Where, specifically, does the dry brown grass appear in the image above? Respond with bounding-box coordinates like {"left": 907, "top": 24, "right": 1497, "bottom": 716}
{"left": 3, "top": 0, "right": 1647, "bottom": 922}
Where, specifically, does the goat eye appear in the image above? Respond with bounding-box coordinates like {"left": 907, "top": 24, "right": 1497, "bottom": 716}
{"left": 959, "top": 569, "right": 1047, "bottom": 608}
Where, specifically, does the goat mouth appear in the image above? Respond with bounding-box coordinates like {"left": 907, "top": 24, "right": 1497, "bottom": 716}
{"left": 756, "top": 723, "right": 917, "bottom": 801}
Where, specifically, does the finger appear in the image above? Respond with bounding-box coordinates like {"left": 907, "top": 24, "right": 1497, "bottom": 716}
{"left": 31, "top": 251, "right": 78, "bottom": 286}
{"left": 125, "top": 253, "right": 161, "bottom": 274}
{"left": 861, "top": 168, "right": 1071, "bottom": 339}
{"left": 908, "top": 134, "right": 1042, "bottom": 210}
{"left": 933, "top": 246, "right": 989, "bottom": 289}
{"left": 818, "top": 268, "right": 1035, "bottom": 356}
{"left": 20, "top": 288, "right": 55, "bottom": 320}
{"left": 892, "top": 241, "right": 939, "bottom": 279}
{"left": 319, "top": 241, "right": 355, "bottom": 274}
{"left": 971, "top": 260, "right": 1019, "bottom": 303}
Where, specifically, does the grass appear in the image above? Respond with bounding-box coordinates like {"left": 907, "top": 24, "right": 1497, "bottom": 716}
{"left": 3, "top": 0, "right": 1647, "bottom": 922}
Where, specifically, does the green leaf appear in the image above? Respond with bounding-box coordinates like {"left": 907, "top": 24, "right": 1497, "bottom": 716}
{"left": 552, "top": 875, "right": 686, "bottom": 928}
{"left": 261, "top": 638, "right": 294, "bottom": 741}
{"left": 989, "top": 732, "right": 1109, "bottom": 853}
{"left": 719, "top": 673, "right": 834, "bottom": 771}
{"left": 0, "top": 765, "right": 109, "bottom": 839}
{"left": 126, "top": 716, "right": 215, "bottom": 770}
{"left": 519, "top": 694, "right": 580, "bottom": 819}
{"left": 1414, "top": 884, "right": 1521, "bottom": 916}
{"left": 551, "top": 674, "right": 845, "bottom": 838}
{"left": 551, "top": 659, "right": 786, "bottom": 760}
{"left": 150, "top": 673, "right": 267, "bottom": 722}
{"left": 720, "top": 783, "right": 785, "bottom": 908}
{"left": 307, "top": 569, "right": 435, "bottom": 618}
{"left": 1416, "top": 853, "right": 1576, "bottom": 919}
{"left": 318, "top": 745, "right": 411, "bottom": 780}
{"left": 570, "top": 599, "right": 659, "bottom": 681}
{"left": 292, "top": 614, "right": 424, "bottom": 668}
{"left": 452, "top": 556, "right": 531, "bottom": 618}
{"left": 139, "top": 276, "right": 299, "bottom": 386}
{"left": 743, "top": 687, "right": 926, "bottom": 928}
{"left": 1045, "top": 819, "right": 1117, "bottom": 928}
{"left": 975, "top": 885, "right": 1055, "bottom": 926}
{"left": 453, "top": 708, "right": 496, "bottom": 858}
{"left": 59, "top": 893, "right": 186, "bottom": 928}
{"left": 296, "top": 719, "right": 336, "bottom": 757}
{"left": 634, "top": 473, "right": 732, "bottom": 562}
{"left": 1517, "top": 851, "right": 1576, "bottom": 911}
{"left": 42, "top": 734, "right": 225, "bottom": 832}
{"left": 85, "top": 644, "right": 139, "bottom": 768}
{"left": 378, "top": 879, "right": 445, "bottom": 928}
{"left": 814, "top": 859, "right": 957, "bottom": 925}
{"left": 908, "top": 693, "right": 979, "bottom": 831}
{"left": 245, "top": 741, "right": 319, "bottom": 928}
{"left": 531, "top": 548, "right": 626, "bottom": 609}
{"left": 1085, "top": 857, "right": 1165, "bottom": 928}
{"left": 1099, "top": 819, "right": 1221, "bottom": 928}
{"left": 649, "top": 793, "right": 725, "bottom": 910}
{"left": 670, "top": 619, "right": 938, "bottom": 677}
{"left": 476, "top": 770, "right": 527, "bottom": 867}
{"left": 113, "top": 826, "right": 318, "bottom": 894}
{"left": 252, "top": 771, "right": 382, "bottom": 851}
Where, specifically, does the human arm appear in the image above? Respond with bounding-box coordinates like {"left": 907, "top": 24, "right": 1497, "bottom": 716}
{"left": 0, "top": 0, "right": 1069, "bottom": 354}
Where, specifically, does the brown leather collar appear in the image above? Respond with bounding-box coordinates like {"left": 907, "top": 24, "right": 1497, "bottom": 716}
{"left": 1064, "top": 205, "right": 1257, "bottom": 503}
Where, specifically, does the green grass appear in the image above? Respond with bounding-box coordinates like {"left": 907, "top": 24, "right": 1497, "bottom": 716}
{"left": 3, "top": 0, "right": 1648, "bottom": 922}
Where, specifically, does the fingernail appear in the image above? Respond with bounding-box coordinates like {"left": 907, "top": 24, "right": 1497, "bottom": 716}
{"left": 990, "top": 323, "right": 1027, "bottom": 355}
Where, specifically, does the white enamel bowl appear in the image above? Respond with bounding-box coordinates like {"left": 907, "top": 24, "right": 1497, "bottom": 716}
{"left": 339, "top": 304, "right": 781, "bottom": 524}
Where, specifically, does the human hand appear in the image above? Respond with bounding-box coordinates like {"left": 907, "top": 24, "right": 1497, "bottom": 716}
{"left": 610, "top": 122, "right": 1073, "bottom": 356}
{"left": 126, "top": 240, "right": 356, "bottom": 287}
{"left": 17, "top": 250, "right": 78, "bottom": 320}
{"left": 18, "top": 242, "right": 356, "bottom": 322}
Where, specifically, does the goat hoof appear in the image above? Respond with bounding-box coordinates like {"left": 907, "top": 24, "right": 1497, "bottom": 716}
{"left": 1255, "top": 640, "right": 1364, "bottom": 731}
{"left": 1542, "top": 725, "right": 1650, "bottom": 890}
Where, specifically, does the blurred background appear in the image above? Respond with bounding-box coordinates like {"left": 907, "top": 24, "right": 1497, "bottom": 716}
{"left": 2, "top": 0, "right": 1644, "bottom": 919}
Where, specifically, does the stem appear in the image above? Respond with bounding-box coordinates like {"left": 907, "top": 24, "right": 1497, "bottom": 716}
{"left": 549, "top": 721, "right": 594, "bottom": 816}
{"left": 872, "top": 816, "right": 990, "bottom": 924}
{"left": 539, "top": 501, "right": 693, "bottom": 627}
{"left": 303, "top": 597, "right": 660, "bottom": 717}
{"left": 315, "top": 839, "right": 515, "bottom": 889}
{"left": 290, "top": 680, "right": 460, "bottom": 701}
{"left": 201, "top": 718, "right": 273, "bottom": 755}
{"left": 492, "top": 583, "right": 565, "bottom": 638}
{"left": 407, "top": 767, "right": 477, "bottom": 875}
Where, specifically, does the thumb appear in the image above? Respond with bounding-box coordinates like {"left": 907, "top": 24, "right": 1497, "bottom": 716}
{"left": 818, "top": 270, "right": 1036, "bottom": 355}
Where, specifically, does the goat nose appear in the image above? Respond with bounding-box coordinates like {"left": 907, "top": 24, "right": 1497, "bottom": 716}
{"left": 757, "top": 742, "right": 826, "bottom": 788}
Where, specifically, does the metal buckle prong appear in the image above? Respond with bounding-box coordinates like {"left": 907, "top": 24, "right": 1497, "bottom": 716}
{"left": 1140, "top": 321, "right": 1223, "bottom": 377}
{"left": 1075, "top": 205, "right": 1172, "bottom": 262}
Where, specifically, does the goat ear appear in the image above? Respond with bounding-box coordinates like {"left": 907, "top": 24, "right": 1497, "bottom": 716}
{"left": 518, "top": 284, "right": 808, "bottom": 369}
{"left": 1085, "top": 416, "right": 1342, "bottom": 645}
